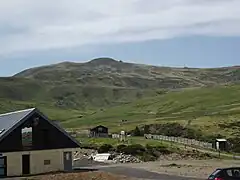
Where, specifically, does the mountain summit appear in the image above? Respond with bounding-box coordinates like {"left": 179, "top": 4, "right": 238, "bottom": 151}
{"left": 87, "top": 57, "right": 122, "bottom": 65}
{"left": 0, "top": 57, "right": 239, "bottom": 110}
{"left": 14, "top": 57, "right": 239, "bottom": 89}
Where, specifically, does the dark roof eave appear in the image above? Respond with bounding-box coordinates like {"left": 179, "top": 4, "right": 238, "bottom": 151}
{"left": 0, "top": 108, "right": 81, "bottom": 148}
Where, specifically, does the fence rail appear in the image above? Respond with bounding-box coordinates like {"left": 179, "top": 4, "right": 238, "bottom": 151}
{"left": 144, "top": 134, "right": 214, "bottom": 149}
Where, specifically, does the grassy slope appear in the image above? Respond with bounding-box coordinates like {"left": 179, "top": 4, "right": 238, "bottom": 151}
{"left": 0, "top": 59, "right": 239, "bottom": 138}
{"left": 0, "top": 76, "right": 160, "bottom": 111}
{"left": 78, "top": 136, "right": 180, "bottom": 152}
{"left": 0, "top": 82, "right": 239, "bottom": 138}
{"left": 62, "top": 84, "right": 240, "bottom": 137}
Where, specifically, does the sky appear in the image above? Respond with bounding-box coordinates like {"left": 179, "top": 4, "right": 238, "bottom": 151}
{"left": 0, "top": 0, "right": 240, "bottom": 76}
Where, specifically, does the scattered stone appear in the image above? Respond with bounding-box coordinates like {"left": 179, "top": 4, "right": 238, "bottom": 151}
{"left": 112, "top": 153, "right": 142, "bottom": 164}
{"left": 74, "top": 148, "right": 213, "bottom": 164}
{"left": 74, "top": 149, "right": 141, "bottom": 164}
{"left": 74, "top": 148, "right": 98, "bottom": 160}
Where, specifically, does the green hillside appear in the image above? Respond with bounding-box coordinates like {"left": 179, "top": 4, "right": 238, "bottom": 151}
{"left": 0, "top": 80, "right": 239, "bottom": 138}
{"left": 0, "top": 58, "right": 239, "bottom": 139}
{"left": 62, "top": 84, "right": 240, "bottom": 138}
{"left": 0, "top": 77, "right": 160, "bottom": 111}
{"left": 1, "top": 58, "right": 239, "bottom": 110}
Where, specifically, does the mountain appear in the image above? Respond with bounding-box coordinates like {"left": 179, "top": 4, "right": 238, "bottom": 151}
{"left": 0, "top": 57, "right": 239, "bottom": 138}
{"left": 15, "top": 58, "right": 240, "bottom": 89}
{"left": 0, "top": 57, "right": 239, "bottom": 112}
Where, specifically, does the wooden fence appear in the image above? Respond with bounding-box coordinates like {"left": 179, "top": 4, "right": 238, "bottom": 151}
{"left": 144, "top": 134, "right": 214, "bottom": 149}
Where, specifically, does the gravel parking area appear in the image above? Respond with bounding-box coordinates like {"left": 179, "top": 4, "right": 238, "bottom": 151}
{"left": 4, "top": 157, "right": 240, "bottom": 180}
{"left": 122, "top": 159, "right": 240, "bottom": 179}
{"left": 29, "top": 171, "right": 134, "bottom": 180}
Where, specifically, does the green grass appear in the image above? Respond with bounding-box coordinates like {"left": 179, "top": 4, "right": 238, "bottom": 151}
{"left": 78, "top": 136, "right": 177, "bottom": 149}
{"left": 0, "top": 77, "right": 160, "bottom": 111}
{"left": 63, "top": 84, "right": 240, "bottom": 137}
{"left": 78, "top": 136, "right": 239, "bottom": 159}
{"left": 0, "top": 81, "right": 240, "bottom": 138}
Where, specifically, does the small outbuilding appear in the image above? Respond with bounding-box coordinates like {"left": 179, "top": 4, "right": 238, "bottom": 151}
{"left": 89, "top": 125, "right": 108, "bottom": 138}
{"left": 0, "top": 108, "right": 81, "bottom": 178}
{"left": 213, "top": 138, "right": 228, "bottom": 151}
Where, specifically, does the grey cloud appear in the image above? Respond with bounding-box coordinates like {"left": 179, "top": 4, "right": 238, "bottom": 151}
{"left": 0, "top": 24, "right": 28, "bottom": 36}
{"left": 0, "top": 0, "right": 240, "bottom": 55}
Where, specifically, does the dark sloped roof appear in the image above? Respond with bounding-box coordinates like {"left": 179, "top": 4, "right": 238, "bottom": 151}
{"left": 90, "top": 125, "right": 108, "bottom": 131}
{"left": 0, "top": 108, "right": 35, "bottom": 138}
{"left": 0, "top": 108, "right": 80, "bottom": 147}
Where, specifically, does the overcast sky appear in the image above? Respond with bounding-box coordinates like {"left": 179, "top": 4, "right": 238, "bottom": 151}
{"left": 0, "top": 0, "right": 240, "bottom": 76}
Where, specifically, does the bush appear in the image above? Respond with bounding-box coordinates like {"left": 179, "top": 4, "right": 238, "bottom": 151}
{"left": 228, "top": 137, "right": 240, "bottom": 153}
{"left": 125, "top": 144, "right": 145, "bottom": 155}
{"left": 141, "top": 152, "right": 157, "bottom": 162}
{"left": 184, "top": 128, "right": 203, "bottom": 139}
{"left": 145, "top": 144, "right": 171, "bottom": 155}
{"left": 145, "top": 144, "right": 158, "bottom": 157}
{"left": 98, "top": 144, "right": 114, "bottom": 153}
{"left": 116, "top": 144, "right": 145, "bottom": 155}
{"left": 145, "top": 144, "right": 154, "bottom": 151}
{"left": 143, "top": 125, "right": 150, "bottom": 134}
{"left": 80, "top": 143, "right": 98, "bottom": 150}
{"left": 155, "top": 145, "right": 171, "bottom": 154}
{"left": 116, "top": 144, "right": 127, "bottom": 153}
{"left": 233, "top": 146, "right": 240, "bottom": 153}
{"left": 116, "top": 144, "right": 173, "bottom": 162}
{"left": 203, "top": 134, "right": 226, "bottom": 143}
{"left": 139, "top": 123, "right": 219, "bottom": 142}
{"left": 131, "top": 126, "right": 143, "bottom": 136}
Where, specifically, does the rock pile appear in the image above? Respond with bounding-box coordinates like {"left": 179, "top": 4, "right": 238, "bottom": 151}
{"left": 74, "top": 148, "right": 98, "bottom": 161}
{"left": 74, "top": 149, "right": 141, "bottom": 164}
{"left": 112, "top": 153, "right": 142, "bottom": 163}
{"left": 74, "top": 148, "right": 212, "bottom": 164}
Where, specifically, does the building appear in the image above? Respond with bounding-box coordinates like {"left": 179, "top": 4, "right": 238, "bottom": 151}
{"left": 0, "top": 108, "right": 81, "bottom": 178}
{"left": 212, "top": 138, "right": 228, "bottom": 151}
{"left": 89, "top": 125, "right": 108, "bottom": 138}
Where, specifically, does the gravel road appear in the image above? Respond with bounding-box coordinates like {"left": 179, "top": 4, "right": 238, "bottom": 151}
{"left": 4, "top": 158, "right": 239, "bottom": 180}
{"left": 74, "top": 160, "right": 202, "bottom": 180}
{"left": 121, "top": 159, "right": 240, "bottom": 179}
{"left": 74, "top": 158, "right": 240, "bottom": 180}
{"left": 97, "top": 166, "right": 201, "bottom": 180}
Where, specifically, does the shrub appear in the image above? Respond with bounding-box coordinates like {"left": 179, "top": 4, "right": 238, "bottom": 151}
{"left": 125, "top": 144, "right": 145, "bottom": 155}
{"left": 145, "top": 144, "right": 159, "bottom": 157}
{"left": 233, "top": 146, "right": 240, "bottom": 153}
{"left": 155, "top": 145, "right": 171, "bottom": 154}
{"left": 116, "top": 144, "right": 127, "bottom": 153}
{"left": 145, "top": 144, "right": 154, "bottom": 151}
{"left": 141, "top": 152, "right": 157, "bottom": 162}
{"left": 117, "top": 144, "right": 145, "bottom": 155}
{"left": 98, "top": 144, "right": 113, "bottom": 153}
{"left": 132, "top": 126, "right": 143, "bottom": 136}
{"left": 204, "top": 134, "right": 226, "bottom": 143}
{"left": 228, "top": 137, "right": 240, "bottom": 153}
{"left": 139, "top": 123, "right": 217, "bottom": 142}
{"left": 80, "top": 143, "right": 98, "bottom": 150}
{"left": 145, "top": 144, "right": 171, "bottom": 155}
{"left": 143, "top": 125, "right": 150, "bottom": 134}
